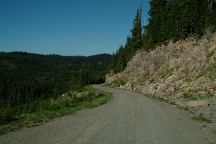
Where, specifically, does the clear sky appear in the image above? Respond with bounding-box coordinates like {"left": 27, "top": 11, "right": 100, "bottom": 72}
{"left": 0, "top": 0, "right": 149, "bottom": 56}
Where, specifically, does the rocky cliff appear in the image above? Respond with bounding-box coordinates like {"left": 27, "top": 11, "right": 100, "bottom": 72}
{"left": 106, "top": 33, "right": 216, "bottom": 122}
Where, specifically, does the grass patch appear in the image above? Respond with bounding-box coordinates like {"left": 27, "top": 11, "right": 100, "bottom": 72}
{"left": 192, "top": 115, "right": 212, "bottom": 123}
{"left": 207, "top": 50, "right": 215, "bottom": 58}
{"left": 156, "top": 68, "right": 173, "bottom": 79}
{"left": 183, "top": 90, "right": 197, "bottom": 100}
{"left": 111, "top": 80, "right": 126, "bottom": 87}
{"left": 0, "top": 105, "right": 16, "bottom": 124}
{"left": 0, "top": 87, "right": 112, "bottom": 135}
{"left": 183, "top": 90, "right": 214, "bottom": 100}
{"left": 203, "top": 62, "right": 216, "bottom": 79}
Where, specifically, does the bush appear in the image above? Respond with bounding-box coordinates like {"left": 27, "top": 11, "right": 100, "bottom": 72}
{"left": 183, "top": 90, "right": 214, "bottom": 100}
{"left": 157, "top": 69, "right": 173, "bottom": 78}
{"left": 207, "top": 50, "right": 215, "bottom": 58}
{"left": 0, "top": 87, "right": 113, "bottom": 135}
{"left": 0, "top": 105, "right": 16, "bottom": 124}
{"left": 192, "top": 115, "right": 212, "bottom": 123}
{"left": 112, "top": 80, "right": 126, "bottom": 87}
{"left": 204, "top": 62, "right": 216, "bottom": 79}
{"left": 44, "top": 103, "right": 62, "bottom": 111}
{"left": 24, "top": 114, "right": 42, "bottom": 123}
{"left": 183, "top": 90, "right": 196, "bottom": 100}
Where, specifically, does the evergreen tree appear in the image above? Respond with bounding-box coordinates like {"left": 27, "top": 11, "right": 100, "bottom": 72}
{"left": 110, "top": 8, "right": 143, "bottom": 73}
{"left": 206, "top": 0, "right": 216, "bottom": 31}
{"left": 167, "top": 0, "right": 183, "bottom": 39}
{"left": 111, "top": 0, "right": 216, "bottom": 73}
{"left": 179, "top": 0, "right": 199, "bottom": 37}
{"left": 0, "top": 52, "right": 111, "bottom": 105}
{"left": 130, "top": 7, "right": 143, "bottom": 51}
{"left": 110, "top": 45, "right": 127, "bottom": 73}
{"left": 146, "top": 0, "right": 168, "bottom": 44}
{"left": 196, "top": 0, "right": 209, "bottom": 34}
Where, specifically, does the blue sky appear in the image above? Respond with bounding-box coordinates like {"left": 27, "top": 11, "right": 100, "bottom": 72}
{"left": 0, "top": 0, "right": 149, "bottom": 56}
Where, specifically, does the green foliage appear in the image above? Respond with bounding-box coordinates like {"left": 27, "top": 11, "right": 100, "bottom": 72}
{"left": 110, "top": 0, "right": 216, "bottom": 73}
{"left": 112, "top": 80, "right": 126, "bottom": 87}
{"left": 204, "top": 62, "right": 216, "bottom": 79}
{"left": 0, "top": 88, "right": 113, "bottom": 135}
{"left": 0, "top": 52, "right": 111, "bottom": 106}
{"left": 192, "top": 115, "right": 212, "bottom": 123}
{"left": 207, "top": 50, "right": 215, "bottom": 58}
{"left": 146, "top": 0, "right": 169, "bottom": 43}
{"left": 24, "top": 114, "right": 42, "bottom": 124}
{"left": 183, "top": 90, "right": 214, "bottom": 100}
{"left": 110, "top": 8, "right": 143, "bottom": 73}
{"left": 183, "top": 90, "right": 197, "bottom": 100}
{"left": 79, "top": 92, "right": 112, "bottom": 108}
{"left": 0, "top": 105, "right": 16, "bottom": 124}
{"left": 157, "top": 69, "right": 173, "bottom": 78}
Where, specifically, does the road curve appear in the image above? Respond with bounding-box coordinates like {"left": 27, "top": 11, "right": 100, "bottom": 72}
{"left": 0, "top": 86, "right": 215, "bottom": 144}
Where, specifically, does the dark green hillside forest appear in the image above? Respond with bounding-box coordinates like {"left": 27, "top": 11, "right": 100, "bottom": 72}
{"left": 110, "top": 0, "right": 216, "bottom": 73}
{"left": 0, "top": 52, "right": 111, "bottom": 106}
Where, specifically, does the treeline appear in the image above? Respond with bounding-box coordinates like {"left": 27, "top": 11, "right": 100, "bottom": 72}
{"left": 110, "top": 0, "right": 216, "bottom": 73}
{"left": 0, "top": 52, "right": 111, "bottom": 105}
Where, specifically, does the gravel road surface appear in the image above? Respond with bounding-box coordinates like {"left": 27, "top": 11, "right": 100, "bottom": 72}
{"left": 0, "top": 85, "right": 215, "bottom": 144}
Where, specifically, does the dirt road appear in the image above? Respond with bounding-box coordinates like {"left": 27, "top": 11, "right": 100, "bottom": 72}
{"left": 0, "top": 86, "right": 215, "bottom": 144}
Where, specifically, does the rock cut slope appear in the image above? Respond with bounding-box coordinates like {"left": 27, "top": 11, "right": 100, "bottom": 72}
{"left": 106, "top": 33, "right": 216, "bottom": 123}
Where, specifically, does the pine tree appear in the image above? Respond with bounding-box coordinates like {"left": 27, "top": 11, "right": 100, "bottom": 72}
{"left": 110, "top": 0, "right": 216, "bottom": 73}
{"left": 206, "top": 0, "right": 216, "bottom": 31}
{"left": 130, "top": 7, "right": 143, "bottom": 52}
{"left": 146, "top": 0, "right": 168, "bottom": 44}
{"left": 166, "top": 0, "right": 183, "bottom": 40}
{"left": 110, "top": 8, "right": 143, "bottom": 73}
{"left": 179, "top": 0, "right": 200, "bottom": 37}
{"left": 195, "top": 0, "right": 208, "bottom": 35}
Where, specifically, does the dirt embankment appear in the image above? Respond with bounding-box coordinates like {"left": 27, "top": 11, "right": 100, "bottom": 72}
{"left": 106, "top": 33, "right": 216, "bottom": 126}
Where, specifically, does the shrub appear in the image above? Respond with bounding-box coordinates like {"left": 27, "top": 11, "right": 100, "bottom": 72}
{"left": 183, "top": 90, "right": 214, "bottom": 100}
{"left": 0, "top": 87, "right": 113, "bottom": 135}
{"left": 183, "top": 90, "right": 196, "bottom": 100}
{"left": 0, "top": 105, "right": 16, "bottom": 124}
{"left": 204, "top": 62, "right": 216, "bottom": 79}
{"left": 157, "top": 69, "right": 173, "bottom": 78}
{"left": 44, "top": 103, "right": 61, "bottom": 111}
{"left": 24, "top": 114, "right": 42, "bottom": 123}
{"left": 112, "top": 80, "right": 126, "bottom": 87}
{"left": 192, "top": 115, "right": 212, "bottom": 123}
{"left": 207, "top": 50, "right": 215, "bottom": 58}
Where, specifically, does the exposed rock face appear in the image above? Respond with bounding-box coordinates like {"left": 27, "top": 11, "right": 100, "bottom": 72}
{"left": 106, "top": 33, "right": 216, "bottom": 121}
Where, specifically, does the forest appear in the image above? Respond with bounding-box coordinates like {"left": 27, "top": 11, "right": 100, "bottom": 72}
{"left": 0, "top": 52, "right": 111, "bottom": 106}
{"left": 110, "top": 0, "right": 216, "bottom": 73}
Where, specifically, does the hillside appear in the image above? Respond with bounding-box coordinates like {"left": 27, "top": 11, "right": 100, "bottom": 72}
{"left": 0, "top": 52, "right": 111, "bottom": 105}
{"left": 106, "top": 33, "right": 216, "bottom": 123}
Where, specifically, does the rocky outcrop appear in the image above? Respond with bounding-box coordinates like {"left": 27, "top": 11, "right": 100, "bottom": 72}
{"left": 106, "top": 33, "right": 216, "bottom": 121}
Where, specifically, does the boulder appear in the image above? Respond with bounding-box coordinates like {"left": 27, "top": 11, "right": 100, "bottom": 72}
{"left": 186, "top": 100, "right": 209, "bottom": 108}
